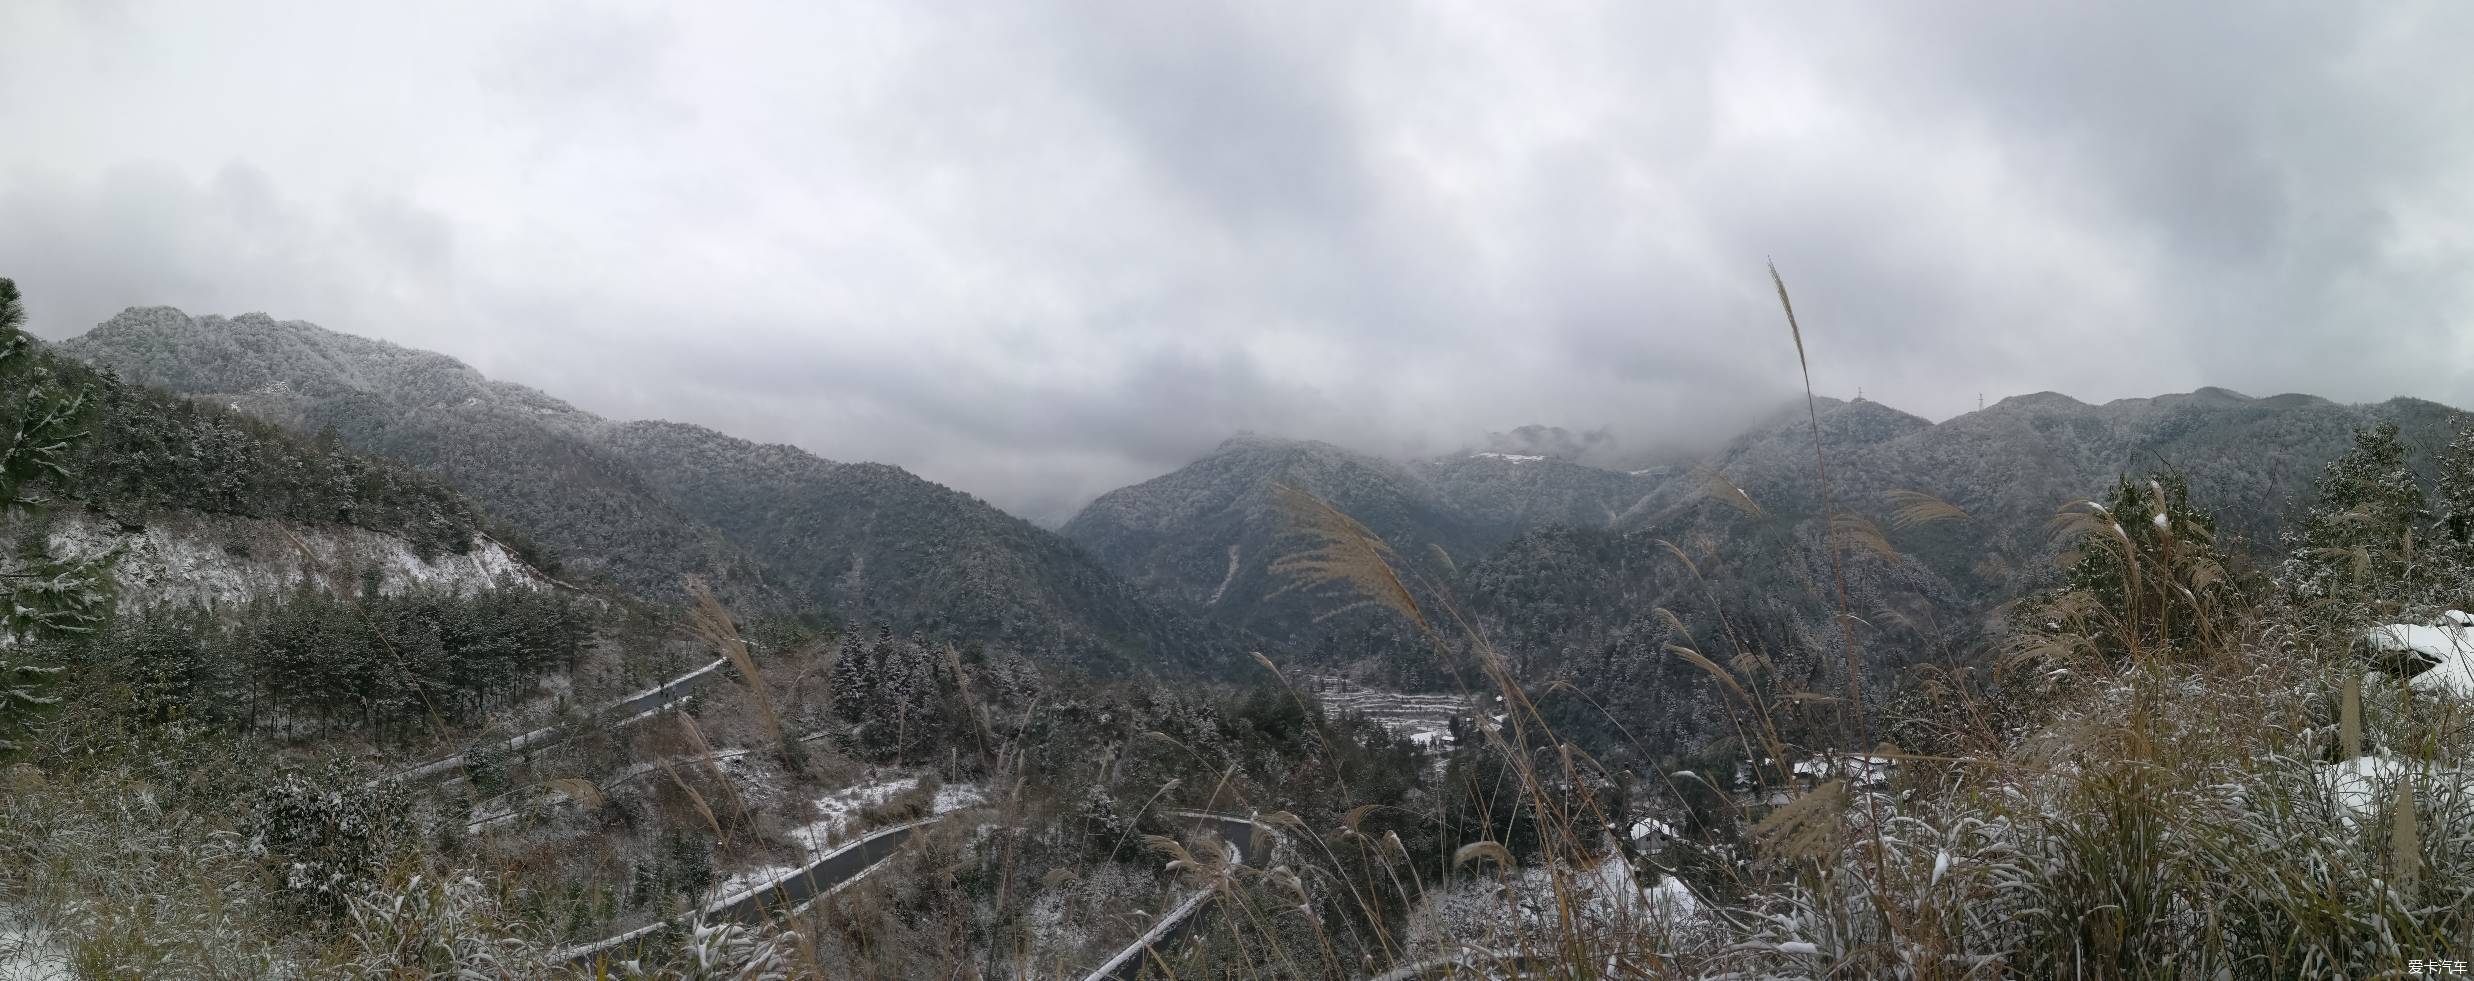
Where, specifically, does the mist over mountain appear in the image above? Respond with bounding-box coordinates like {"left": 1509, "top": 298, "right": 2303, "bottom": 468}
{"left": 66, "top": 300, "right": 2474, "bottom": 697}
{"left": 24, "top": 2, "right": 2474, "bottom": 974}
{"left": 1071, "top": 388, "right": 2471, "bottom": 683}
{"left": 27, "top": 291, "right": 2474, "bottom": 977}
{"left": 1061, "top": 433, "right": 1486, "bottom": 643}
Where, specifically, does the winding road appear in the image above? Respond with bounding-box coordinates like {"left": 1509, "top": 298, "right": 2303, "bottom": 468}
{"left": 557, "top": 808, "right": 1272, "bottom": 976}
{"left": 368, "top": 654, "right": 1364, "bottom": 978}
{"left": 559, "top": 815, "right": 941, "bottom": 966}
{"left": 375, "top": 657, "right": 729, "bottom": 789}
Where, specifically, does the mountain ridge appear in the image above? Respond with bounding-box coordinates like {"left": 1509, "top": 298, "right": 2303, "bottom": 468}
{"left": 1065, "top": 387, "right": 2472, "bottom": 691}
{"left": 61, "top": 306, "right": 1250, "bottom": 675}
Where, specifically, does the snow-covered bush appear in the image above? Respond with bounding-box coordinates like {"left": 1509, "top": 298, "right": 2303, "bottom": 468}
{"left": 338, "top": 873, "right": 540, "bottom": 978}
{"left": 248, "top": 765, "right": 412, "bottom": 919}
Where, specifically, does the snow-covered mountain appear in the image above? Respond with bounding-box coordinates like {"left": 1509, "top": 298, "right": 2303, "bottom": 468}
{"left": 60, "top": 307, "right": 1249, "bottom": 675}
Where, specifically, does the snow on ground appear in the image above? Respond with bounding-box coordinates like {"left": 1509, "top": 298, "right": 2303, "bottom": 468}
{"left": 2362, "top": 615, "right": 2474, "bottom": 698}
{"left": 1647, "top": 875, "right": 1699, "bottom": 918}
{"left": 2416, "top": 656, "right": 2474, "bottom": 700}
{"left": 2364, "top": 621, "right": 2474, "bottom": 663}
{"left": 933, "top": 782, "right": 987, "bottom": 813}
{"left": 1023, "top": 889, "right": 1089, "bottom": 960}
{"left": 46, "top": 512, "right": 539, "bottom": 615}
{"left": 791, "top": 777, "right": 921, "bottom": 852}
{"left": 0, "top": 911, "right": 72, "bottom": 981}
{"left": 1404, "top": 851, "right": 1702, "bottom": 958}
{"left": 1019, "top": 863, "right": 1159, "bottom": 973}
{"left": 2318, "top": 753, "right": 2474, "bottom": 834}
{"left": 1206, "top": 544, "right": 1241, "bottom": 606}
{"left": 1470, "top": 452, "right": 1545, "bottom": 463}
{"left": 2323, "top": 755, "right": 2410, "bottom": 825}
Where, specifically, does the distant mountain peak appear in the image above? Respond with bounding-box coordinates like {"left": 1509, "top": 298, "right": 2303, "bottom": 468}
{"left": 74, "top": 305, "right": 588, "bottom": 417}
{"left": 1214, "top": 431, "right": 1308, "bottom": 453}
{"left": 1475, "top": 424, "right": 1618, "bottom": 463}
{"left": 64, "top": 308, "right": 1245, "bottom": 674}
{"left": 1988, "top": 391, "right": 2089, "bottom": 412}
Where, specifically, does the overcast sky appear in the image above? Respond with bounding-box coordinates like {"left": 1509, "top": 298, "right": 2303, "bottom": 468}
{"left": 6, "top": 2, "right": 2474, "bottom": 524}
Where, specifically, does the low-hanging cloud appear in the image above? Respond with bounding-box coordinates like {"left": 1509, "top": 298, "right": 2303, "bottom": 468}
{"left": 5, "top": 1, "right": 2473, "bottom": 524}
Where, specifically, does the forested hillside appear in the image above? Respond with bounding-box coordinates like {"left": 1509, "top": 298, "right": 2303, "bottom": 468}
{"left": 19, "top": 275, "right": 2474, "bottom": 978}
{"left": 61, "top": 308, "right": 1247, "bottom": 674}
{"left": 1063, "top": 434, "right": 1487, "bottom": 643}
{"left": 1408, "top": 450, "right": 1660, "bottom": 543}
{"left": 1062, "top": 389, "right": 2474, "bottom": 770}
{"left": 63, "top": 306, "right": 774, "bottom": 605}
{"left": 598, "top": 420, "right": 1249, "bottom": 674}
{"left": 1407, "top": 391, "right": 2471, "bottom": 758}
{"left": 32, "top": 330, "right": 493, "bottom": 560}
{"left": 0, "top": 279, "right": 599, "bottom": 748}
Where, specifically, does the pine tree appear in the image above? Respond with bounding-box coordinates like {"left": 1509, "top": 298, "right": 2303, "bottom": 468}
{"left": 2280, "top": 421, "right": 2434, "bottom": 622}
{"left": 2432, "top": 423, "right": 2474, "bottom": 593}
{"left": 0, "top": 278, "right": 114, "bottom": 754}
{"left": 829, "top": 632, "right": 880, "bottom": 736}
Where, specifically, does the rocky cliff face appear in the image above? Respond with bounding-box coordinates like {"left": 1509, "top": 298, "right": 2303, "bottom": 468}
{"left": 45, "top": 512, "right": 543, "bottom": 616}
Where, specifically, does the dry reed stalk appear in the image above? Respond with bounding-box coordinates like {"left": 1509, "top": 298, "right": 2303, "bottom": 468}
{"left": 685, "top": 579, "right": 788, "bottom": 758}
{"left": 1266, "top": 482, "right": 1427, "bottom": 630}
{"left": 1885, "top": 489, "right": 1970, "bottom": 530}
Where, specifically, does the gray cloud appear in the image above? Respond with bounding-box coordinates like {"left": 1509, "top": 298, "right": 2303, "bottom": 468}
{"left": 5, "top": 1, "right": 2474, "bottom": 524}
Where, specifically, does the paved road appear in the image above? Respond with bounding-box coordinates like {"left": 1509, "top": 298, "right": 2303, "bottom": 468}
{"left": 562, "top": 809, "right": 1268, "bottom": 974}
{"left": 561, "top": 816, "right": 938, "bottom": 965}
{"left": 465, "top": 744, "right": 766, "bottom": 835}
{"left": 706, "top": 818, "right": 931, "bottom": 924}
{"left": 379, "top": 657, "right": 728, "bottom": 789}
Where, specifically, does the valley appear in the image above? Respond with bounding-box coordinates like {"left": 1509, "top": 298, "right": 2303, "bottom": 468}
{"left": 10, "top": 287, "right": 2474, "bottom": 977}
{"left": 12, "top": 2, "right": 2474, "bottom": 972}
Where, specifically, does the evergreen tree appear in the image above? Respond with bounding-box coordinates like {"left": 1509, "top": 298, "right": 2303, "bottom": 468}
{"left": 248, "top": 763, "right": 412, "bottom": 919}
{"left": 829, "top": 630, "right": 881, "bottom": 734}
{"left": 2279, "top": 422, "right": 2433, "bottom": 621}
{"left": 0, "top": 278, "right": 113, "bottom": 754}
{"left": 2433, "top": 423, "right": 2474, "bottom": 592}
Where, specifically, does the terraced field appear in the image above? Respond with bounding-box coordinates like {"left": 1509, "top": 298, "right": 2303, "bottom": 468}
{"left": 1302, "top": 676, "right": 1484, "bottom": 750}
